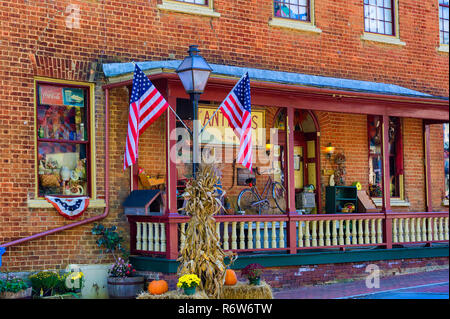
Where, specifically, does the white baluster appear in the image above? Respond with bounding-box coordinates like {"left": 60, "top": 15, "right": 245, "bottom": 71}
{"left": 154, "top": 222, "right": 160, "bottom": 252}
{"left": 136, "top": 222, "right": 142, "bottom": 251}
{"left": 358, "top": 219, "right": 364, "bottom": 244}
{"left": 231, "top": 222, "right": 237, "bottom": 250}
{"left": 279, "top": 222, "right": 285, "bottom": 248}
{"left": 352, "top": 219, "right": 357, "bottom": 245}
{"left": 370, "top": 219, "right": 376, "bottom": 244}
{"left": 377, "top": 219, "right": 383, "bottom": 244}
{"left": 148, "top": 222, "right": 154, "bottom": 251}
{"left": 248, "top": 222, "right": 254, "bottom": 249}
{"left": 331, "top": 220, "right": 338, "bottom": 246}
{"left": 339, "top": 220, "right": 344, "bottom": 246}
{"left": 325, "top": 220, "right": 331, "bottom": 246}
{"left": 392, "top": 219, "right": 398, "bottom": 243}
{"left": 263, "top": 222, "right": 269, "bottom": 249}
{"left": 255, "top": 221, "right": 261, "bottom": 249}
{"left": 345, "top": 220, "right": 351, "bottom": 245}
{"left": 318, "top": 220, "right": 324, "bottom": 246}
{"left": 433, "top": 218, "right": 439, "bottom": 241}
{"left": 410, "top": 218, "right": 416, "bottom": 242}
{"left": 216, "top": 222, "right": 221, "bottom": 247}
{"left": 445, "top": 217, "right": 449, "bottom": 241}
{"left": 304, "top": 221, "right": 311, "bottom": 247}
{"left": 179, "top": 223, "right": 186, "bottom": 251}
{"left": 298, "top": 221, "right": 304, "bottom": 248}
{"left": 439, "top": 217, "right": 444, "bottom": 241}
{"left": 160, "top": 223, "right": 166, "bottom": 252}
{"left": 141, "top": 223, "right": 148, "bottom": 251}
{"left": 415, "top": 218, "right": 421, "bottom": 242}
{"left": 404, "top": 218, "right": 410, "bottom": 243}
{"left": 364, "top": 219, "right": 369, "bottom": 244}
{"left": 240, "top": 222, "right": 246, "bottom": 250}
{"left": 311, "top": 221, "right": 317, "bottom": 247}
{"left": 398, "top": 219, "right": 404, "bottom": 243}
{"left": 271, "top": 221, "right": 277, "bottom": 248}
{"left": 428, "top": 218, "right": 433, "bottom": 241}
{"left": 223, "top": 222, "right": 229, "bottom": 250}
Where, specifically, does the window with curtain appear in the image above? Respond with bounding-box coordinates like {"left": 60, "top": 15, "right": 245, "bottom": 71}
{"left": 439, "top": 0, "right": 449, "bottom": 44}
{"left": 174, "top": 0, "right": 207, "bottom": 5}
{"left": 274, "top": 0, "right": 310, "bottom": 22}
{"left": 364, "top": 0, "right": 394, "bottom": 35}
{"left": 368, "top": 116, "right": 403, "bottom": 198}
{"left": 36, "top": 82, "right": 91, "bottom": 197}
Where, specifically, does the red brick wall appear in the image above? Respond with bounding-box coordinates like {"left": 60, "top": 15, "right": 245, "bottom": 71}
{"left": 0, "top": 0, "right": 447, "bottom": 272}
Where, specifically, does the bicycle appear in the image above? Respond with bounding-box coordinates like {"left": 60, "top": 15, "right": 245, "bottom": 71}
{"left": 237, "top": 168, "right": 286, "bottom": 214}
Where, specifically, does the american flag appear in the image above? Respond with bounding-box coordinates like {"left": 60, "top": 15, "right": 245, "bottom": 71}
{"left": 219, "top": 72, "right": 253, "bottom": 171}
{"left": 123, "top": 63, "right": 169, "bottom": 170}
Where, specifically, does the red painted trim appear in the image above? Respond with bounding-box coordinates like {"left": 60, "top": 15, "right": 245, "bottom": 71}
{"left": 381, "top": 115, "right": 392, "bottom": 214}
{"left": 424, "top": 123, "right": 433, "bottom": 212}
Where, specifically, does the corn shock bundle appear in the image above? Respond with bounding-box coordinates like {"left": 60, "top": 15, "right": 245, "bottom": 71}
{"left": 177, "top": 164, "right": 234, "bottom": 299}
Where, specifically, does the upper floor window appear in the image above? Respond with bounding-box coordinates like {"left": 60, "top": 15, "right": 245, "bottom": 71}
{"left": 439, "top": 0, "right": 449, "bottom": 44}
{"left": 36, "top": 80, "right": 93, "bottom": 198}
{"left": 274, "top": 0, "right": 310, "bottom": 22}
{"left": 174, "top": 0, "right": 207, "bottom": 5}
{"left": 364, "top": 0, "right": 394, "bottom": 36}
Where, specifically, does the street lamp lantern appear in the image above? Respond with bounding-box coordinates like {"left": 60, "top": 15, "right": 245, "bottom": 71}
{"left": 176, "top": 45, "right": 212, "bottom": 94}
{"left": 176, "top": 45, "right": 212, "bottom": 178}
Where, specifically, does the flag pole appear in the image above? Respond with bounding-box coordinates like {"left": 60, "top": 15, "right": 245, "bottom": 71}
{"left": 199, "top": 72, "right": 248, "bottom": 136}
{"left": 131, "top": 61, "right": 192, "bottom": 136}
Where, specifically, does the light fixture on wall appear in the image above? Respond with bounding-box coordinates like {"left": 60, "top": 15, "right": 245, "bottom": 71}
{"left": 265, "top": 143, "right": 272, "bottom": 156}
{"left": 325, "top": 143, "right": 335, "bottom": 160}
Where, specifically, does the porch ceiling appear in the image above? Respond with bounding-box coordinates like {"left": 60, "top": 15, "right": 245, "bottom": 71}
{"left": 102, "top": 60, "right": 448, "bottom": 100}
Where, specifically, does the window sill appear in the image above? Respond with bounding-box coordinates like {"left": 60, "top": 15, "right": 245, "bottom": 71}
{"left": 28, "top": 199, "right": 106, "bottom": 209}
{"left": 157, "top": 1, "right": 220, "bottom": 18}
{"left": 269, "top": 17, "right": 322, "bottom": 34}
{"left": 361, "top": 32, "right": 406, "bottom": 47}
{"left": 372, "top": 198, "right": 410, "bottom": 207}
{"left": 437, "top": 44, "right": 449, "bottom": 53}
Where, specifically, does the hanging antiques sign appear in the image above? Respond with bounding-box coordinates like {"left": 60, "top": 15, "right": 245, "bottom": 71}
{"left": 199, "top": 106, "right": 265, "bottom": 147}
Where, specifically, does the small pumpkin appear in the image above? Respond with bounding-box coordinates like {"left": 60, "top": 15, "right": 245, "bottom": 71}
{"left": 224, "top": 269, "right": 237, "bottom": 286}
{"left": 148, "top": 280, "right": 169, "bottom": 295}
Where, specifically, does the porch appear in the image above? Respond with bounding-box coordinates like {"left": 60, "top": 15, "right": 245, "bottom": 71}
{"left": 102, "top": 60, "right": 449, "bottom": 271}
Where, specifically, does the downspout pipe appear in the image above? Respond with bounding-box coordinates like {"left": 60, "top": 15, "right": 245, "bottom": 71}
{"left": 0, "top": 88, "right": 111, "bottom": 250}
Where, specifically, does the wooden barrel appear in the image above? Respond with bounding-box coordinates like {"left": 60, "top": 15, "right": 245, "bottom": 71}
{"left": 107, "top": 276, "right": 145, "bottom": 299}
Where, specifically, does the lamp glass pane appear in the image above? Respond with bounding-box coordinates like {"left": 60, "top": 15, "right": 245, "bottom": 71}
{"left": 192, "top": 69, "right": 211, "bottom": 93}
{"left": 177, "top": 70, "right": 194, "bottom": 93}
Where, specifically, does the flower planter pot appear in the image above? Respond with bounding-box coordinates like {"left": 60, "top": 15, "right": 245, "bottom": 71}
{"left": 0, "top": 287, "right": 32, "bottom": 299}
{"left": 183, "top": 286, "right": 196, "bottom": 296}
{"left": 248, "top": 277, "right": 261, "bottom": 286}
{"left": 107, "top": 276, "right": 145, "bottom": 299}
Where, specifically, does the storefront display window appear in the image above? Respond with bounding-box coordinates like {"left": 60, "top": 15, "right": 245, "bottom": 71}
{"left": 368, "top": 115, "right": 403, "bottom": 198}
{"left": 36, "top": 82, "right": 90, "bottom": 197}
{"left": 444, "top": 123, "right": 449, "bottom": 201}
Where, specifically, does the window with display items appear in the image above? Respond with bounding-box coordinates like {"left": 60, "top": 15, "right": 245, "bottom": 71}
{"left": 364, "top": 0, "right": 395, "bottom": 35}
{"left": 274, "top": 0, "right": 310, "bottom": 21}
{"left": 367, "top": 115, "right": 403, "bottom": 198}
{"left": 36, "top": 83, "right": 90, "bottom": 197}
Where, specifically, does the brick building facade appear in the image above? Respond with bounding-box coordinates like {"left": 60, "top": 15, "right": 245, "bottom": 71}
{"left": 0, "top": 0, "right": 448, "bottom": 286}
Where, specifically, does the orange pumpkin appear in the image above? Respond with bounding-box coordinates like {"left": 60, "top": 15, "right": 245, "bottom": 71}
{"left": 148, "top": 280, "right": 169, "bottom": 295}
{"left": 224, "top": 269, "right": 237, "bottom": 286}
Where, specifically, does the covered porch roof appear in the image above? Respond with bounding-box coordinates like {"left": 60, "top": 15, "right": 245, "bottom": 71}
{"left": 102, "top": 60, "right": 449, "bottom": 121}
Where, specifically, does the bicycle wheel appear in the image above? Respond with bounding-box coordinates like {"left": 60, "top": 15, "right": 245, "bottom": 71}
{"left": 237, "top": 189, "right": 260, "bottom": 214}
{"left": 272, "top": 182, "right": 286, "bottom": 213}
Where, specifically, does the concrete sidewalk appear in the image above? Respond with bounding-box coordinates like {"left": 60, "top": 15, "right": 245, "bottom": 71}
{"left": 274, "top": 269, "right": 449, "bottom": 299}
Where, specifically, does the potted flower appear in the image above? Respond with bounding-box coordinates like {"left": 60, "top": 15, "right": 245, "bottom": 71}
{"left": 177, "top": 274, "right": 201, "bottom": 296}
{"left": 241, "top": 263, "right": 264, "bottom": 285}
{"left": 0, "top": 274, "right": 32, "bottom": 299}
{"left": 91, "top": 223, "right": 144, "bottom": 299}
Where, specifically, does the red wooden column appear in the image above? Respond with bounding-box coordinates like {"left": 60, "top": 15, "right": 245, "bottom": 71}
{"left": 424, "top": 123, "right": 433, "bottom": 212}
{"left": 165, "top": 94, "right": 180, "bottom": 259}
{"left": 381, "top": 115, "right": 393, "bottom": 249}
{"left": 286, "top": 106, "right": 297, "bottom": 254}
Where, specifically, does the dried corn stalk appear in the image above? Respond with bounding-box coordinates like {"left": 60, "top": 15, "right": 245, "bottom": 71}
{"left": 177, "top": 164, "right": 234, "bottom": 299}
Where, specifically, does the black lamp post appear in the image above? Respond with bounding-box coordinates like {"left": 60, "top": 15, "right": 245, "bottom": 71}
{"left": 176, "top": 45, "right": 212, "bottom": 179}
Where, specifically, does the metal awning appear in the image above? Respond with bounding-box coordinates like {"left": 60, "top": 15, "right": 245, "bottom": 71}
{"left": 102, "top": 60, "right": 448, "bottom": 100}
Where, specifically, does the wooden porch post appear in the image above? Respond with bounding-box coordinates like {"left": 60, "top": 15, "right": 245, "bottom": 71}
{"left": 165, "top": 94, "right": 180, "bottom": 259}
{"left": 286, "top": 106, "right": 297, "bottom": 254}
{"left": 424, "top": 123, "right": 433, "bottom": 212}
{"left": 381, "top": 115, "right": 393, "bottom": 249}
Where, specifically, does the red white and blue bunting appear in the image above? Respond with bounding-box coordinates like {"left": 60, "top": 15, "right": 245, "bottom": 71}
{"left": 45, "top": 196, "right": 90, "bottom": 220}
